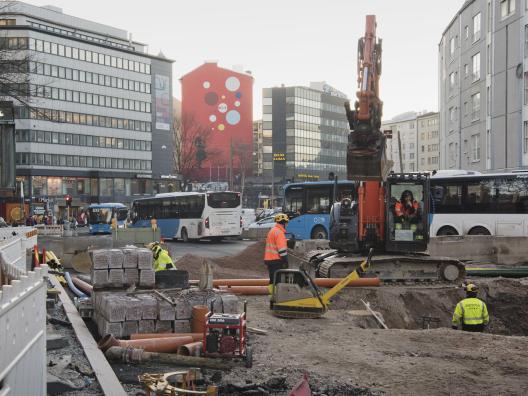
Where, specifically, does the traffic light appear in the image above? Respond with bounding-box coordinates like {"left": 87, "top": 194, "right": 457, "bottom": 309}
{"left": 65, "top": 194, "right": 72, "bottom": 208}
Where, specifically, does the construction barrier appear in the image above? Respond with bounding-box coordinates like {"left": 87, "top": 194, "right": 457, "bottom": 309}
{"left": 0, "top": 229, "right": 47, "bottom": 396}
{"left": 0, "top": 227, "right": 37, "bottom": 272}
{"left": 34, "top": 224, "right": 64, "bottom": 236}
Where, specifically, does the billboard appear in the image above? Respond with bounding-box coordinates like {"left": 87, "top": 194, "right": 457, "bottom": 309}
{"left": 155, "top": 75, "right": 171, "bottom": 131}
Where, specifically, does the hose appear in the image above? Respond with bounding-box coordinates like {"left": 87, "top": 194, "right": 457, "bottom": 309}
{"left": 64, "top": 271, "right": 87, "bottom": 298}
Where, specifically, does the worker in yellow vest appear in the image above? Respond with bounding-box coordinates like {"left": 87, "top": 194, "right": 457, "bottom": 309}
{"left": 149, "top": 241, "right": 175, "bottom": 272}
{"left": 452, "top": 283, "right": 489, "bottom": 332}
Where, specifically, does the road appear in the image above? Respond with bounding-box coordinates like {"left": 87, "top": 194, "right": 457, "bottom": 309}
{"left": 163, "top": 238, "right": 255, "bottom": 261}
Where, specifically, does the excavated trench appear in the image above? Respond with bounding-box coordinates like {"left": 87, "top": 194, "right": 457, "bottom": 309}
{"left": 330, "top": 278, "right": 528, "bottom": 336}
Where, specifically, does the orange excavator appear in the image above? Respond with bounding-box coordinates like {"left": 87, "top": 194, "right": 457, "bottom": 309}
{"left": 294, "top": 15, "right": 465, "bottom": 282}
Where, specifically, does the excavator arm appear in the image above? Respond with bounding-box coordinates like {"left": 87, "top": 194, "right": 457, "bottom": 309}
{"left": 345, "top": 15, "right": 392, "bottom": 181}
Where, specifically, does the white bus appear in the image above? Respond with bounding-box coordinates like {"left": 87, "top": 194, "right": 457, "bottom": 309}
{"left": 430, "top": 171, "right": 528, "bottom": 236}
{"left": 131, "top": 191, "right": 242, "bottom": 241}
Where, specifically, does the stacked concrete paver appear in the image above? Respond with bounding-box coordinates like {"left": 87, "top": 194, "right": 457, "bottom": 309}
{"left": 90, "top": 247, "right": 239, "bottom": 338}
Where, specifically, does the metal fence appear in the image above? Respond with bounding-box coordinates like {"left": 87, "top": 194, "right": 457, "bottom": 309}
{"left": 0, "top": 229, "right": 47, "bottom": 395}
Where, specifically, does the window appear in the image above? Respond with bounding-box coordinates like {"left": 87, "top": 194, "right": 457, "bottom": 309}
{"left": 449, "top": 37, "right": 455, "bottom": 57}
{"left": 472, "top": 53, "right": 480, "bottom": 81}
{"left": 471, "top": 134, "right": 481, "bottom": 161}
{"left": 524, "top": 121, "right": 528, "bottom": 153}
{"left": 525, "top": 25, "right": 528, "bottom": 59}
{"left": 449, "top": 72, "right": 456, "bottom": 89}
{"left": 471, "top": 92, "right": 481, "bottom": 121}
{"left": 449, "top": 106, "right": 457, "bottom": 122}
{"left": 500, "top": 0, "right": 515, "bottom": 18}
{"left": 465, "top": 25, "right": 469, "bottom": 39}
{"left": 464, "top": 64, "right": 469, "bottom": 76}
{"left": 473, "top": 13, "right": 481, "bottom": 42}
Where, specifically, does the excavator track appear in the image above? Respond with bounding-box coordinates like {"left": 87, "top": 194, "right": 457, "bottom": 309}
{"left": 291, "top": 249, "right": 465, "bottom": 284}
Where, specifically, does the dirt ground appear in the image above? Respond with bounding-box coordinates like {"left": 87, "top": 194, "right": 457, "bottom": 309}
{"left": 143, "top": 242, "right": 528, "bottom": 395}
{"left": 175, "top": 240, "right": 268, "bottom": 279}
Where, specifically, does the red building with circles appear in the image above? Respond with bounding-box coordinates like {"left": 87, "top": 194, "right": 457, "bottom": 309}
{"left": 180, "top": 62, "right": 253, "bottom": 182}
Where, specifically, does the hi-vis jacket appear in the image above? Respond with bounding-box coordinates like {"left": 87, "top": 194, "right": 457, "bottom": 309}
{"left": 452, "top": 297, "right": 489, "bottom": 326}
{"left": 264, "top": 223, "right": 288, "bottom": 262}
{"left": 152, "top": 245, "right": 175, "bottom": 272}
{"left": 394, "top": 200, "right": 420, "bottom": 217}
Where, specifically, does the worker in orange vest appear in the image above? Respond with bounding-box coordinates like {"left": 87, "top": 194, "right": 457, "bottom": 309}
{"left": 394, "top": 190, "right": 421, "bottom": 224}
{"left": 264, "top": 213, "right": 289, "bottom": 293}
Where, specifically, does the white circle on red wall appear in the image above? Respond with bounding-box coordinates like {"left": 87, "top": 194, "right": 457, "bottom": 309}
{"left": 218, "top": 103, "right": 228, "bottom": 113}
{"left": 226, "top": 110, "right": 241, "bottom": 125}
{"left": 225, "top": 76, "right": 240, "bottom": 92}
{"left": 203, "top": 81, "right": 211, "bottom": 88}
{"left": 209, "top": 114, "right": 217, "bottom": 122}
{"left": 234, "top": 101, "right": 240, "bottom": 107}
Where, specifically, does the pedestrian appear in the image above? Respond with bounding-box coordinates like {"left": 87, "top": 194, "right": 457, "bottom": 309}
{"left": 148, "top": 241, "right": 176, "bottom": 272}
{"left": 452, "top": 283, "right": 489, "bottom": 332}
{"left": 264, "top": 213, "right": 289, "bottom": 294}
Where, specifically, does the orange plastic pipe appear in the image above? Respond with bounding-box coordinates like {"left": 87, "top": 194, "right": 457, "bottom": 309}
{"left": 98, "top": 334, "right": 193, "bottom": 353}
{"left": 130, "top": 333, "right": 203, "bottom": 341}
{"left": 213, "top": 279, "right": 269, "bottom": 287}
{"left": 218, "top": 286, "right": 270, "bottom": 295}
{"left": 314, "top": 278, "right": 380, "bottom": 287}
{"left": 177, "top": 341, "right": 203, "bottom": 356}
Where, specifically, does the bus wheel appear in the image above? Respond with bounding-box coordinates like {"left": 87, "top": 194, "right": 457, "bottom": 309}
{"left": 311, "top": 226, "right": 328, "bottom": 240}
{"left": 468, "top": 226, "right": 491, "bottom": 236}
{"left": 436, "top": 226, "right": 458, "bottom": 236}
{"left": 181, "top": 228, "right": 189, "bottom": 243}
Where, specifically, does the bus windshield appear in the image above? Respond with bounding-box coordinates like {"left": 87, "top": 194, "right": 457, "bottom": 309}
{"left": 89, "top": 207, "right": 127, "bottom": 224}
{"left": 207, "top": 192, "right": 241, "bottom": 208}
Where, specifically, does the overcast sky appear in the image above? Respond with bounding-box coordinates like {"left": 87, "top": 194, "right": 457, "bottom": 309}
{"left": 27, "top": 0, "right": 463, "bottom": 120}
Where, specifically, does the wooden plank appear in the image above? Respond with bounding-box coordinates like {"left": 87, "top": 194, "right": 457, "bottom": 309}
{"left": 361, "top": 299, "right": 388, "bottom": 329}
{"left": 50, "top": 275, "right": 127, "bottom": 396}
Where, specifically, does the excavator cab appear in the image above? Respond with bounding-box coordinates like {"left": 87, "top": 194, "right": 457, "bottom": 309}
{"left": 384, "top": 173, "right": 430, "bottom": 253}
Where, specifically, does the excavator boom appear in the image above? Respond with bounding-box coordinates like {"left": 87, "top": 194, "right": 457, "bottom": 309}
{"left": 345, "top": 15, "right": 392, "bottom": 180}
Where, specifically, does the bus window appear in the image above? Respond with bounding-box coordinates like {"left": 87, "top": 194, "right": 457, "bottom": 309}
{"left": 496, "top": 178, "right": 528, "bottom": 214}
{"left": 465, "top": 181, "right": 496, "bottom": 212}
{"left": 306, "top": 186, "right": 332, "bottom": 214}
{"left": 432, "top": 184, "right": 462, "bottom": 213}
{"left": 284, "top": 186, "right": 304, "bottom": 215}
{"left": 207, "top": 192, "right": 240, "bottom": 209}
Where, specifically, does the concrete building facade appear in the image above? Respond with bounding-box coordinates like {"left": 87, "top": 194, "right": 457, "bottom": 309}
{"left": 417, "top": 112, "right": 440, "bottom": 171}
{"left": 381, "top": 112, "right": 419, "bottom": 173}
{"left": 0, "top": 1, "right": 174, "bottom": 218}
{"left": 252, "top": 119, "right": 263, "bottom": 177}
{"left": 439, "top": 0, "right": 528, "bottom": 172}
{"left": 262, "top": 82, "right": 349, "bottom": 182}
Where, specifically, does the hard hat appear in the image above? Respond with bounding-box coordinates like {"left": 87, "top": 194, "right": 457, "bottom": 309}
{"left": 274, "top": 213, "right": 289, "bottom": 223}
{"left": 465, "top": 283, "right": 479, "bottom": 293}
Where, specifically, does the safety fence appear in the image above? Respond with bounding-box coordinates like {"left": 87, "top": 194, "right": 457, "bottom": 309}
{"left": 0, "top": 230, "right": 47, "bottom": 395}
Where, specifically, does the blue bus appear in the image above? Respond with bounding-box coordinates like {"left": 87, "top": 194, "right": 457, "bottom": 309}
{"left": 87, "top": 203, "right": 128, "bottom": 234}
{"left": 283, "top": 181, "right": 356, "bottom": 240}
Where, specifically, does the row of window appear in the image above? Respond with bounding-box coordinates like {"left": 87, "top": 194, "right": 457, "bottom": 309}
{"left": 28, "top": 37, "right": 151, "bottom": 74}
{"left": 31, "top": 83, "right": 151, "bottom": 113}
{"left": 16, "top": 152, "right": 152, "bottom": 170}
{"left": 321, "top": 102, "right": 346, "bottom": 114}
{"left": 420, "top": 157, "right": 439, "bottom": 166}
{"left": 16, "top": 106, "right": 152, "bottom": 133}
{"left": 31, "top": 61, "right": 151, "bottom": 94}
{"left": 15, "top": 129, "right": 151, "bottom": 151}
{"left": 28, "top": 21, "right": 134, "bottom": 51}
{"left": 420, "top": 144, "right": 439, "bottom": 152}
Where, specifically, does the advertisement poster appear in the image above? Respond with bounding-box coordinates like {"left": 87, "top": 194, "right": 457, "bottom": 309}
{"left": 155, "top": 75, "right": 171, "bottom": 131}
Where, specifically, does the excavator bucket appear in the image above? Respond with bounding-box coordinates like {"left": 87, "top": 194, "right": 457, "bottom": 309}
{"left": 347, "top": 130, "right": 392, "bottom": 181}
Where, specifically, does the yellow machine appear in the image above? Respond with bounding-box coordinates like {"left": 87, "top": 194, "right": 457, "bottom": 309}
{"left": 271, "top": 249, "right": 374, "bottom": 318}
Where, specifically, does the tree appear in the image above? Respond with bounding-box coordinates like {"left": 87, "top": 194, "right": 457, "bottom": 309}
{"left": 172, "top": 112, "right": 219, "bottom": 183}
{"left": 232, "top": 141, "right": 252, "bottom": 199}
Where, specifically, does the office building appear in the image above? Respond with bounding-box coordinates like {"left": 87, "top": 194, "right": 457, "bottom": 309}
{"left": 262, "top": 82, "right": 349, "bottom": 182}
{"left": 180, "top": 62, "right": 253, "bottom": 182}
{"left": 0, "top": 1, "right": 174, "bottom": 220}
{"left": 381, "top": 112, "right": 419, "bottom": 173}
{"left": 417, "top": 112, "right": 440, "bottom": 171}
{"left": 439, "top": 0, "right": 528, "bottom": 171}
{"left": 252, "top": 119, "right": 263, "bottom": 177}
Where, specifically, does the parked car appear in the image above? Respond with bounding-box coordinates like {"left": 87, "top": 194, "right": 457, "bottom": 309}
{"left": 247, "top": 216, "right": 277, "bottom": 230}
{"left": 241, "top": 209, "right": 257, "bottom": 230}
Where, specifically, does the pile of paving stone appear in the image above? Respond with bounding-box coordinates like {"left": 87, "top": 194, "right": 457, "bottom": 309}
{"left": 89, "top": 247, "right": 239, "bottom": 338}
{"left": 90, "top": 248, "right": 155, "bottom": 288}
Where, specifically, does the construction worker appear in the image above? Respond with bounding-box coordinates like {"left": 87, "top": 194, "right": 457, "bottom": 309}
{"left": 452, "top": 283, "right": 489, "bottom": 332}
{"left": 264, "top": 213, "right": 289, "bottom": 293}
{"left": 394, "top": 190, "right": 421, "bottom": 224}
{"left": 149, "top": 241, "right": 176, "bottom": 272}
